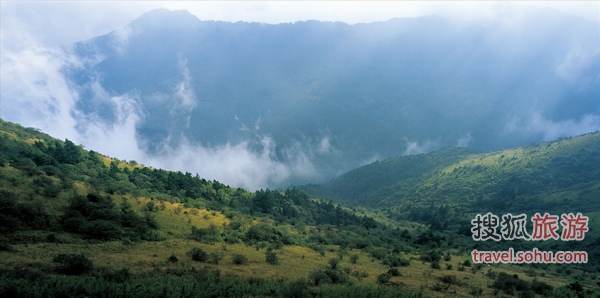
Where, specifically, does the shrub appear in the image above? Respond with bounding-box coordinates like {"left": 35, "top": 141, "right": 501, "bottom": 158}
{"left": 530, "top": 279, "right": 553, "bottom": 295}
{"left": 328, "top": 258, "right": 340, "bottom": 270}
{"left": 350, "top": 254, "right": 359, "bottom": 264}
{"left": 191, "top": 224, "right": 221, "bottom": 243}
{"left": 53, "top": 254, "right": 93, "bottom": 275}
{"left": 492, "top": 272, "right": 531, "bottom": 295}
{"left": 104, "top": 267, "right": 130, "bottom": 283}
{"left": 208, "top": 251, "right": 224, "bottom": 265}
{"left": 188, "top": 247, "right": 208, "bottom": 262}
{"left": 431, "top": 282, "right": 451, "bottom": 292}
{"left": 265, "top": 251, "right": 279, "bottom": 265}
{"left": 168, "top": 254, "right": 179, "bottom": 263}
{"left": 439, "top": 274, "right": 459, "bottom": 285}
{"left": 385, "top": 255, "right": 410, "bottom": 267}
{"left": 443, "top": 252, "right": 452, "bottom": 261}
{"left": 377, "top": 273, "right": 392, "bottom": 284}
{"left": 387, "top": 267, "right": 401, "bottom": 276}
{"left": 145, "top": 201, "right": 156, "bottom": 212}
{"left": 469, "top": 286, "right": 483, "bottom": 296}
{"left": 308, "top": 268, "right": 352, "bottom": 286}
{"left": 431, "top": 261, "right": 441, "bottom": 269}
{"left": 232, "top": 254, "right": 248, "bottom": 265}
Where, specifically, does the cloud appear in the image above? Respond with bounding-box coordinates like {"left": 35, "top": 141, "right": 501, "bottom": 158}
{"left": 147, "top": 136, "right": 318, "bottom": 190}
{"left": 403, "top": 139, "right": 439, "bottom": 155}
{"left": 0, "top": 42, "right": 81, "bottom": 141}
{"left": 555, "top": 47, "right": 600, "bottom": 87}
{"left": 506, "top": 112, "right": 600, "bottom": 141}
{"left": 111, "top": 25, "right": 133, "bottom": 55}
{"left": 317, "top": 136, "right": 332, "bottom": 154}
{"left": 0, "top": 22, "right": 321, "bottom": 190}
{"left": 456, "top": 132, "right": 474, "bottom": 147}
{"left": 172, "top": 54, "right": 197, "bottom": 128}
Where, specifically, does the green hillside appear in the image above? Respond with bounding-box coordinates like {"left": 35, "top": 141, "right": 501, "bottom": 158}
{"left": 312, "top": 131, "right": 600, "bottom": 214}
{"left": 1, "top": 119, "right": 598, "bottom": 297}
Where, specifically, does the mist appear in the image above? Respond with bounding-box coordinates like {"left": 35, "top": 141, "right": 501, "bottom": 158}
{"left": 2, "top": 2, "right": 599, "bottom": 190}
{"left": 0, "top": 27, "right": 322, "bottom": 191}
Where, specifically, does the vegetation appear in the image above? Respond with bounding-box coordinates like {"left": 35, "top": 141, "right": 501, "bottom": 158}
{"left": 0, "top": 119, "right": 599, "bottom": 297}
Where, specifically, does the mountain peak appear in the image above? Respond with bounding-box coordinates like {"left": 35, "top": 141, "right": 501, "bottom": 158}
{"left": 129, "top": 8, "right": 200, "bottom": 30}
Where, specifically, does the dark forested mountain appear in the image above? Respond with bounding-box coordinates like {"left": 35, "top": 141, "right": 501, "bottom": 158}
{"left": 69, "top": 7, "right": 599, "bottom": 187}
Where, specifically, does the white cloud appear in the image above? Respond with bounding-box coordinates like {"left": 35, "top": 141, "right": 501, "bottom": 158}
{"left": 456, "top": 132, "right": 474, "bottom": 147}
{"left": 506, "top": 112, "right": 600, "bottom": 141}
{"left": 0, "top": 42, "right": 80, "bottom": 141}
{"left": 317, "top": 136, "right": 332, "bottom": 154}
{"left": 0, "top": 16, "right": 324, "bottom": 190}
{"left": 172, "top": 54, "right": 197, "bottom": 128}
{"left": 555, "top": 47, "right": 600, "bottom": 87}
{"left": 403, "top": 139, "right": 439, "bottom": 155}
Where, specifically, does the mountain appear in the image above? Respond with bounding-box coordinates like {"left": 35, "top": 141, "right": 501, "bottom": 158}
{"left": 65, "top": 7, "right": 599, "bottom": 188}
{"left": 1, "top": 119, "right": 599, "bottom": 296}
{"left": 304, "top": 131, "right": 600, "bottom": 221}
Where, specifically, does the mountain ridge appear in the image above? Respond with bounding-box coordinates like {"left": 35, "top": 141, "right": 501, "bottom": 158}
{"left": 304, "top": 130, "right": 600, "bottom": 216}
{"left": 62, "top": 7, "right": 600, "bottom": 188}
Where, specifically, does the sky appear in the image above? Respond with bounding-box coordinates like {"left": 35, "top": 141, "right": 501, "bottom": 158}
{"left": 1, "top": 1, "right": 598, "bottom": 47}
{"left": 1, "top": 1, "right": 599, "bottom": 190}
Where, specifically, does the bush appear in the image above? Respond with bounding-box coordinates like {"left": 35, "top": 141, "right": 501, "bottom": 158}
{"left": 168, "top": 254, "right": 179, "bottom": 263}
{"left": 104, "top": 267, "right": 130, "bottom": 283}
{"left": 232, "top": 254, "right": 248, "bottom": 265}
{"left": 208, "top": 251, "right": 224, "bottom": 265}
{"left": 530, "top": 279, "right": 553, "bottom": 295}
{"left": 431, "top": 261, "right": 441, "bottom": 269}
{"left": 53, "top": 254, "right": 93, "bottom": 275}
{"left": 439, "top": 274, "right": 459, "bottom": 285}
{"left": 492, "top": 272, "right": 531, "bottom": 295}
{"left": 191, "top": 224, "right": 221, "bottom": 243}
{"left": 308, "top": 268, "right": 352, "bottom": 286}
{"left": 431, "top": 282, "right": 450, "bottom": 292}
{"left": 188, "top": 247, "right": 208, "bottom": 262}
{"left": 265, "top": 251, "right": 279, "bottom": 265}
{"left": 387, "top": 267, "right": 401, "bottom": 276}
{"left": 469, "top": 286, "right": 483, "bottom": 296}
{"left": 377, "top": 273, "right": 392, "bottom": 284}
{"left": 328, "top": 258, "right": 340, "bottom": 270}
{"left": 350, "top": 254, "right": 359, "bottom": 264}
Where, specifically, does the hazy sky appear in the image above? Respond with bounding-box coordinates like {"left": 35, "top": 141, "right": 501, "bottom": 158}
{"left": 1, "top": 1, "right": 598, "bottom": 47}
